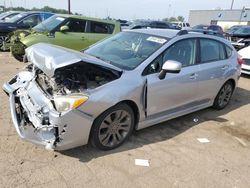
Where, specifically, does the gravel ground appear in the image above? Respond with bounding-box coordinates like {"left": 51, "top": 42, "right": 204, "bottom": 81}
{"left": 0, "top": 52, "right": 250, "bottom": 188}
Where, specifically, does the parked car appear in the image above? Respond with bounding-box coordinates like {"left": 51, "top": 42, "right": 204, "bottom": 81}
{"left": 192, "top": 24, "right": 209, "bottom": 30}
{"left": 238, "top": 46, "right": 250, "bottom": 75}
{"left": 10, "top": 14, "right": 121, "bottom": 61}
{"left": 207, "top": 25, "right": 224, "bottom": 35}
{"left": 228, "top": 26, "right": 250, "bottom": 50}
{"left": 226, "top": 25, "right": 243, "bottom": 34}
{"left": 172, "top": 22, "right": 191, "bottom": 29}
{"left": 128, "top": 20, "right": 177, "bottom": 30}
{"left": 0, "top": 11, "right": 22, "bottom": 22}
{"left": 0, "top": 12, "right": 54, "bottom": 51}
{"left": 3, "top": 29, "right": 241, "bottom": 151}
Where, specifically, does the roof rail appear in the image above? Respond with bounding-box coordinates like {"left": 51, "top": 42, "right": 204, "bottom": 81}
{"left": 176, "top": 30, "right": 188, "bottom": 36}
{"left": 176, "top": 29, "right": 224, "bottom": 38}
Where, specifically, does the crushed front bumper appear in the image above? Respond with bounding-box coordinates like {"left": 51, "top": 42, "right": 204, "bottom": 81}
{"left": 2, "top": 71, "right": 94, "bottom": 150}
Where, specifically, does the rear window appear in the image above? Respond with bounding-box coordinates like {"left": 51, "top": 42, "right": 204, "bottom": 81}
{"left": 200, "top": 39, "right": 226, "bottom": 63}
{"left": 89, "top": 21, "right": 114, "bottom": 34}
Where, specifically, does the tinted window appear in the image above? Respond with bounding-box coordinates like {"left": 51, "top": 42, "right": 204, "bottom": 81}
{"left": 89, "top": 21, "right": 114, "bottom": 34}
{"left": 163, "top": 39, "right": 197, "bottom": 67}
{"left": 200, "top": 39, "right": 226, "bottom": 63}
{"left": 20, "top": 14, "right": 41, "bottom": 27}
{"left": 65, "top": 18, "right": 86, "bottom": 33}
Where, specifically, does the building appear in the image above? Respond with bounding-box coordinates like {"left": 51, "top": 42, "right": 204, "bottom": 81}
{"left": 188, "top": 8, "right": 250, "bottom": 30}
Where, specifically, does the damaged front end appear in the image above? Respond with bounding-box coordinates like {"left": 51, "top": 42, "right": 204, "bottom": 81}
{"left": 3, "top": 43, "right": 121, "bottom": 150}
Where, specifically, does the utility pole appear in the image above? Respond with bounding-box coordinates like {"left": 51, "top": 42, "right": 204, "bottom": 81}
{"left": 68, "top": 0, "right": 71, "bottom": 14}
{"left": 230, "top": 0, "right": 235, "bottom": 10}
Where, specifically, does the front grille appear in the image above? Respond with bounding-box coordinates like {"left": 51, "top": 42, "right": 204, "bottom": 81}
{"left": 243, "top": 59, "right": 250, "bottom": 66}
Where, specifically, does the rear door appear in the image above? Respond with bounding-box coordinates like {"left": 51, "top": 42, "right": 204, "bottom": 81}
{"left": 146, "top": 38, "right": 200, "bottom": 116}
{"left": 196, "top": 38, "right": 230, "bottom": 101}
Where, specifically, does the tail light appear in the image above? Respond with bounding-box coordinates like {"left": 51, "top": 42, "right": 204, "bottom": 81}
{"left": 237, "top": 55, "right": 244, "bottom": 66}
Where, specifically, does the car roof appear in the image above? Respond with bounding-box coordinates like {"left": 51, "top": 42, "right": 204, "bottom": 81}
{"left": 127, "top": 28, "right": 180, "bottom": 38}
{"left": 56, "top": 14, "right": 119, "bottom": 25}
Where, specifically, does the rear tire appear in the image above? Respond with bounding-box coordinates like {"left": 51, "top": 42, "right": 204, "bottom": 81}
{"left": 90, "top": 103, "right": 135, "bottom": 150}
{"left": 213, "top": 81, "right": 234, "bottom": 110}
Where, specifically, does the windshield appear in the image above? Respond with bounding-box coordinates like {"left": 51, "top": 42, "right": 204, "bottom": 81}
{"left": 7, "top": 12, "right": 27, "bottom": 23}
{"left": 85, "top": 32, "right": 167, "bottom": 70}
{"left": 233, "top": 27, "right": 250, "bottom": 35}
{"left": 33, "top": 15, "right": 66, "bottom": 32}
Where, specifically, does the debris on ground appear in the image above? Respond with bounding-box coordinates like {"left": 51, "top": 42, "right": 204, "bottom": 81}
{"left": 135, "top": 159, "right": 150, "bottom": 167}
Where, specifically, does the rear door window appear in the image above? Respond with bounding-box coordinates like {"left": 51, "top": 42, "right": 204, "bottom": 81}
{"left": 89, "top": 21, "right": 114, "bottom": 34}
{"left": 200, "top": 39, "right": 226, "bottom": 63}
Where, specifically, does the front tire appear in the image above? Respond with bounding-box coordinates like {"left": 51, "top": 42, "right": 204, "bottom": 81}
{"left": 213, "top": 81, "right": 234, "bottom": 110}
{"left": 12, "top": 53, "right": 25, "bottom": 62}
{"left": 91, "top": 103, "right": 135, "bottom": 150}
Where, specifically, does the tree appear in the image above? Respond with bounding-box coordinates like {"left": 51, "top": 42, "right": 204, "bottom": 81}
{"left": 162, "top": 17, "right": 169, "bottom": 22}
{"left": 177, "top": 16, "right": 184, "bottom": 22}
{"left": 169, "top": 17, "right": 177, "bottom": 22}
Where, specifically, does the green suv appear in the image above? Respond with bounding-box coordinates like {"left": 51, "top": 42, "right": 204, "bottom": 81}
{"left": 11, "top": 14, "right": 121, "bottom": 61}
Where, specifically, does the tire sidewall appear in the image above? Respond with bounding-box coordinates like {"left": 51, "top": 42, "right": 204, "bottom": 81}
{"left": 213, "top": 81, "right": 234, "bottom": 110}
{"left": 91, "top": 103, "right": 135, "bottom": 150}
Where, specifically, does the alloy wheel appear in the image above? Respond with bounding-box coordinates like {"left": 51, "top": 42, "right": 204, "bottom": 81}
{"left": 0, "top": 36, "right": 10, "bottom": 51}
{"left": 98, "top": 110, "right": 132, "bottom": 147}
{"left": 218, "top": 83, "right": 233, "bottom": 108}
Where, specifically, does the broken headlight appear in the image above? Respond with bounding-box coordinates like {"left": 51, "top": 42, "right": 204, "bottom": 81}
{"left": 53, "top": 95, "right": 88, "bottom": 113}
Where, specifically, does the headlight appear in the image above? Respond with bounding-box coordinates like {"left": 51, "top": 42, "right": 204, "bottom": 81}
{"left": 54, "top": 95, "right": 88, "bottom": 113}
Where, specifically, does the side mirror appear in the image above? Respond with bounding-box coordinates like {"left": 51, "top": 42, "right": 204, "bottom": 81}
{"left": 158, "top": 60, "right": 182, "bottom": 80}
{"left": 60, "top": 25, "right": 69, "bottom": 33}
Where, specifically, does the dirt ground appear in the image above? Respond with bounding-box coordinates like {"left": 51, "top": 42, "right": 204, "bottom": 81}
{"left": 0, "top": 52, "right": 250, "bottom": 188}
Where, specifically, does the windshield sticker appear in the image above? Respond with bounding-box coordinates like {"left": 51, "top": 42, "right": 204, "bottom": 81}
{"left": 147, "top": 36, "right": 167, "bottom": 44}
{"left": 56, "top": 17, "right": 65, "bottom": 21}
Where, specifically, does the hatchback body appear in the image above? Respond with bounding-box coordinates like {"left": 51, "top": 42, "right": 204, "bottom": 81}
{"left": 3, "top": 29, "right": 241, "bottom": 151}
{"left": 10, "top": 14, "right": 121, "bottom": 61}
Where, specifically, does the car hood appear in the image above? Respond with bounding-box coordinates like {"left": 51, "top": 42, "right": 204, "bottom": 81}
{"left": 25, "top": 43, "right": 122, "bottom": 77}
{"left": 238, "top": 46, "right": 250, "bottom": 59}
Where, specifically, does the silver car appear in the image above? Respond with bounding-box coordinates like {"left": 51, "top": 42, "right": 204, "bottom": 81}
{"left": 3, "top": 29, "right": 241, "bottom": 151}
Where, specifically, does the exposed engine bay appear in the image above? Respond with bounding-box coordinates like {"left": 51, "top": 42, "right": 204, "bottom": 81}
{"left": 34, "top": 62, "right": 121, "bottom": 95}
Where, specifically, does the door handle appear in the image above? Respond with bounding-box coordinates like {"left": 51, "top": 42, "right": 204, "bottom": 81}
{"left": 221, "top": 65, "right": 229, "bottom": 70}
{"left": 189, "top": 73, "right": 198, "bottom": 80}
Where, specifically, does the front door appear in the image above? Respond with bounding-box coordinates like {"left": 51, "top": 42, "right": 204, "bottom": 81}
{"left": 53, "top": 18, "right": 88, "bottom": 50}
{"left": 146, "top": 38, "right": 200, "bottom": 116}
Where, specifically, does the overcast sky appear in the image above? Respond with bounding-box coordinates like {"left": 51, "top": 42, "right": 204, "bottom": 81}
{"left": 2, "top": 0, "right": 250, "bottom": 20}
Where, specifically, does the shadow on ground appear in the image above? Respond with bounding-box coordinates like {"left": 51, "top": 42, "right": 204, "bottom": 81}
{"left": 60, "top": 86, "right": 250, "bottom": 162}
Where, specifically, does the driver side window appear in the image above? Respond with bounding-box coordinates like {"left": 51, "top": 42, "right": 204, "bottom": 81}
{"left": 144, "top": 38, "right": 197, "bottom": 75}
{"left": 20, "top": 15, "right": 41, "bottom": 27}
{"left": 163, "top": 38, "right": 197, "bottom": 67}
{"left": 64, "top": 19, "right": 86, "bottom": 33}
